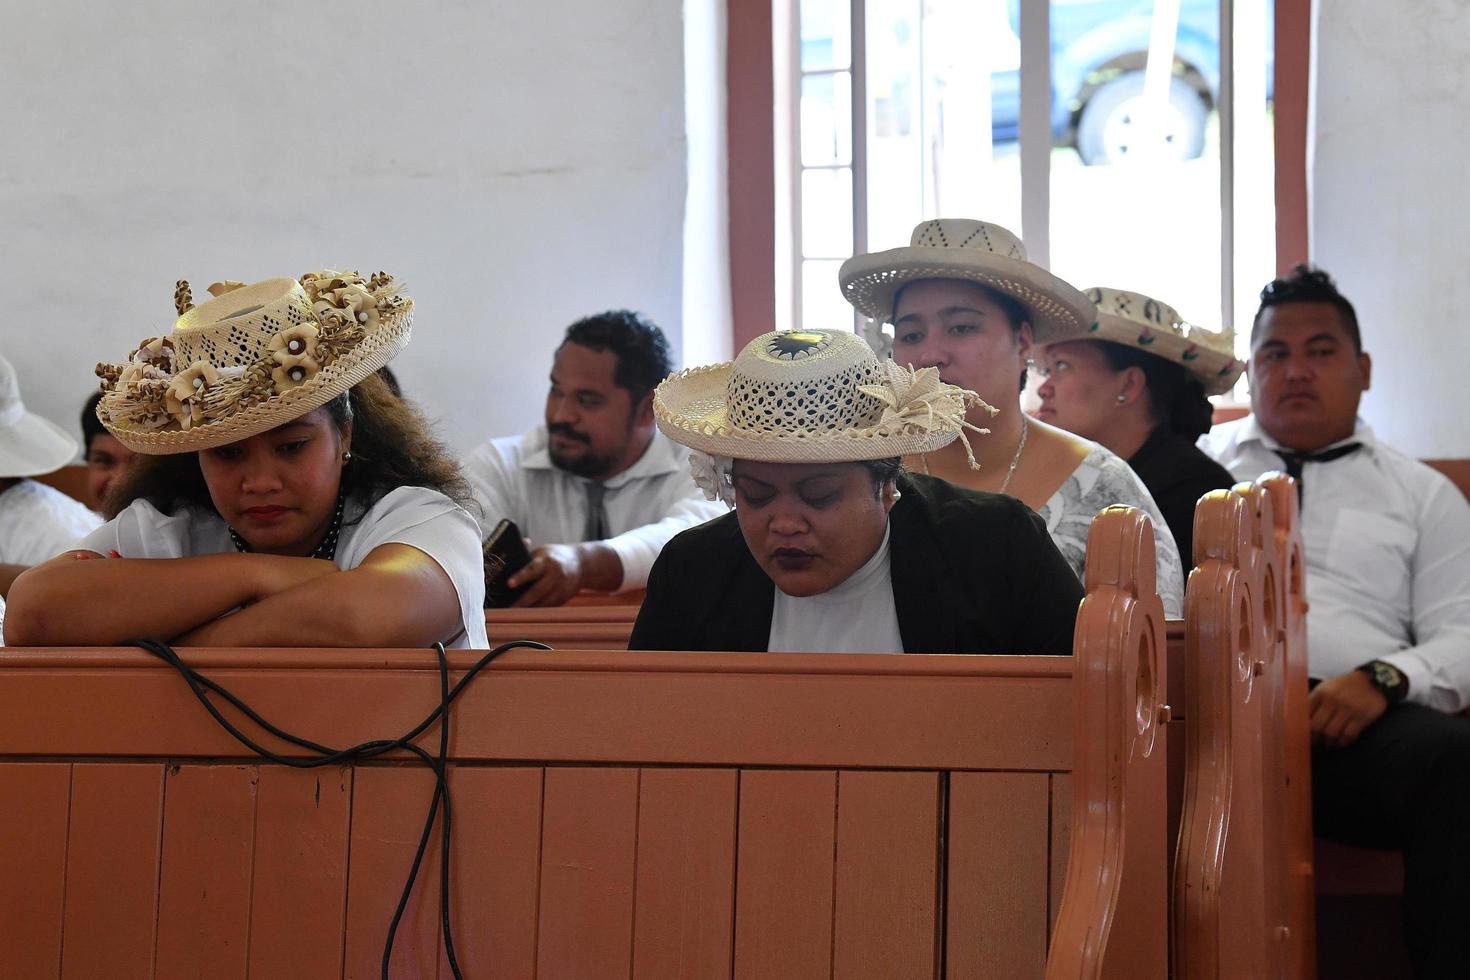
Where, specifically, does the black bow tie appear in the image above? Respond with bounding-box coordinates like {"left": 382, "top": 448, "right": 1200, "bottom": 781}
{"left": 1275, "top": 442, "right": 1362, "bottom": 507}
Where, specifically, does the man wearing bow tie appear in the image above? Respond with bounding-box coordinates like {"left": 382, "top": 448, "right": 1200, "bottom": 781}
{"left": 1202, "top": 265, "right": 1470, "bottom": 977}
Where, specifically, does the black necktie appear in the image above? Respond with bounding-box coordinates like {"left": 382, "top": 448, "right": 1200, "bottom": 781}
{"left": 1275, "top": 442, "right": 1362, "bottom": 508}
{"left": 583, "top": 481, "right": 608, "bottom": 541}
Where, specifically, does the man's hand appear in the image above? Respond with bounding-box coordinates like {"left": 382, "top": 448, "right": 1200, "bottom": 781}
{"left": 509, "top": 544, "right": 584, "bottom": 607}
{"left": 1309, "top": 669, "right": 1389, "bottom": 748}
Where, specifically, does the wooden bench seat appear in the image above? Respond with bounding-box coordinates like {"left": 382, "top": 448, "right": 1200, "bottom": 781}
{"left": 0, "top": 507, "right": 1171, "bottom": 979}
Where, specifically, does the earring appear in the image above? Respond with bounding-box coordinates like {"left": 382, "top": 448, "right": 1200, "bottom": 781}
{"left": 1115, "top": 394, "right": 1127, "bottom": 404}
{"left": 342, "top": 450, "right": 353, "bottom": 462}
{"left": 891, "top": 489, "right": 903, "bottom": 503}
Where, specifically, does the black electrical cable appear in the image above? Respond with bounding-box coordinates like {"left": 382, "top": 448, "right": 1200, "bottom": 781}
{"left": 127, "top": 637, "right": 552, "bottom": 979}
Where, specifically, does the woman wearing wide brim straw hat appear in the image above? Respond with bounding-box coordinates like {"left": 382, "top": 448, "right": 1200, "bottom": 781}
{"left": 839, "top": 217, "right": 1185, "bottom": 616}
{"left": 628, "top": 328, "right": 1083, "bottom": 655}
{"left": 1035, "top": 286, "right": 1243, "bottom": 563}
{"left": 5, "top": 272, "right": 489, "bottom": 649}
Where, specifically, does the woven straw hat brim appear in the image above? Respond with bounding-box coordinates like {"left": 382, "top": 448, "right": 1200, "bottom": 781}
{"left": 1083, "top": 311, "right": 1244, "bottom": 395}
{"left": 838, "top": 246, "right": 1097, "bottom": 345}
{"left": 104, "top": 306, "right": 412, "bottom": 455}
{"left": 0, "top": 412, "right": 78, "bottom": 477}
{"left": 654, "top": 362, "right": 960, "bottom": 463}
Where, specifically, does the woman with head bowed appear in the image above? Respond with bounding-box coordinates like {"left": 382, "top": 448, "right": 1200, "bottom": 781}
{"left": 628, "top": 328, "right": 1082, "bottom": 655}
{"left": 5, "top": 272, "right": 488, "bottom": 648}
{"left": 1035, "top": 287, "right": 1242, "bottom": 563}
{"left": 838, "top": 218, "right": 1185, "bottom": 615}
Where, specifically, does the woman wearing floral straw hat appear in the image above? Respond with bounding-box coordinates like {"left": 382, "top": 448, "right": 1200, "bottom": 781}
{"left": 628, "top": 328, "right": 1082, "bottom": 654}
{"left": 5, "top": 272, "right": 489, "bottom": 649}
{"left": 839, "top": 218, "right": 1185, "bottom": 616}
{"left": 1035, "top": 286, "right": 1242, "bottom": 564}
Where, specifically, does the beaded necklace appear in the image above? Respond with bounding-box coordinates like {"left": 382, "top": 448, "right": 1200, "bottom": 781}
{"left": 227, "top": 489, "right": 347, "bottom": 562}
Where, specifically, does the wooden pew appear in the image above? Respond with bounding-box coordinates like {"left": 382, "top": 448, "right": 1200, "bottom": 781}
{"left": 484, "top": 604, "right": 638, "bottom": 649}
{"left": 0, "top": 507, "right": 1171, "bottom": 979}
{"left": 1173, "top": 473, "right": 1316, "bottom": 978}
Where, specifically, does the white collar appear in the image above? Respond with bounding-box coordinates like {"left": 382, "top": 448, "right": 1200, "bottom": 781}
{"left": 1235, "top": 414, "right": 1376, "bottom": 456}
{"left": 521, "top": 425, "right": 683, "bottom": 488}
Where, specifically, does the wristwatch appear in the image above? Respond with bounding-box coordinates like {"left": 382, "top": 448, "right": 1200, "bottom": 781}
{"left": 1356, "top": 660, "right": 1409, "bottom": 703}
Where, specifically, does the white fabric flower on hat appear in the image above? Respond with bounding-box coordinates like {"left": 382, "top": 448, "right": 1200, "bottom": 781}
{"left": 858, "top": 361, "right": 997, "bottom": 469}
{"left": 688, "top": 450, "right": 735, "bottom": 506}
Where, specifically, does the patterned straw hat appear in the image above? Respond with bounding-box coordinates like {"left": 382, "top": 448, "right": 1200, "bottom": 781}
{"left": 838, "top": 218, "right": 1096, "bottom": 344}
{"left": 95, "top": 271, "right": 411, "bottom": 454}
{"left": 655, "top": 329, "right": 993, "bottom": 482}
{"left": 1076, "top": 286, "right": 1244, "bottom": 395}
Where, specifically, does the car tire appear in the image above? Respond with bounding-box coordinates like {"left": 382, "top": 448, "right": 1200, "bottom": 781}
{"left": 1076, "top": 70, "right": 1209, "bottom": 166}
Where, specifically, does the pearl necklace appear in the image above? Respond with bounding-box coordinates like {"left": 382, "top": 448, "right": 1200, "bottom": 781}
{"left": 228, "top": 490, "right": 347, "bottom": 562}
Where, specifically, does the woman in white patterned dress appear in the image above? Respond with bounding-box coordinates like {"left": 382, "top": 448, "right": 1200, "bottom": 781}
{"left": 839, "top": 218, "right": 1185, "bottom": 615}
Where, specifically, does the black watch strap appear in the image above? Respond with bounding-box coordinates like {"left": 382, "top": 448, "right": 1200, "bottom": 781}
{"left": 1357, "top": 660, "right": 1409, "bottom": 703}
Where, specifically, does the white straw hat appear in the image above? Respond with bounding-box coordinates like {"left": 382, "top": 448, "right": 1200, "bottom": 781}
{"left": 0, "top": 354, "right": 79, "bottom": 477}
{"left": 95, "top": 271, "right": 411, "bottom": 454}
{"left": 838, "top": 218, "right": 1096, "bottom": 344}
{"left": 654, "top": 329, "right": 992, "bottom": 467}
{"left": 1075, "top": 286, "right": 1244, "bottom": 395}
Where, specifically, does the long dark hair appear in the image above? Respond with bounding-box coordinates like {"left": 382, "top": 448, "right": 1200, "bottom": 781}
{"left": 1094, "top": 341, "right": 1214, "bottom": 440}
{"left": 112, "top": 372, "right": 470, "bottom": 518}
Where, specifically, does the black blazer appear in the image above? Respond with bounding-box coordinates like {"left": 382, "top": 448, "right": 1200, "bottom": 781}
{"left": 1128, "top": 428, "right": 1238, "bottom": 566}
{"left": 630, "top": 472, "right": 1083, "bottom": 655}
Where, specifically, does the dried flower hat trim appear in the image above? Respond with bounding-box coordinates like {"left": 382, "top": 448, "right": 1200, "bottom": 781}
{"left": 95, "top": 269, "right": 412, "bottom": 451}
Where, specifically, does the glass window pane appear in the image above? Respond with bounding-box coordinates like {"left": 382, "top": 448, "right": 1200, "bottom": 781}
{"left": 801, "top": 259, "right": 854, "bottom": 331}
{"left": 801, "top": 0, "right": 852, "bottom": 71}
{"left": 1232, "top": 0, "right": 1276, "bottom": 368}
{"left": 801, "top": 167, "right": 854, "bottom": 259}
{"left": 863, "top": 0, "right": 1024, "bottom": 252}
{"left": 801, "top": 72, "right": 853, "bottom": 167}
{"left": 1048, "top": 0, "right": 1227, "bottom": 335}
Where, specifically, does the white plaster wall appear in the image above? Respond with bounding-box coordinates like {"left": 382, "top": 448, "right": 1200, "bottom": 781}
{"left": 0, "top": 0, "right": 695, "bottom": 453}
{"left": 682, "top": 0, "right": 733, "bottom": 366}
{"left": 1312, "top": 0, "right": 1470, "bottom": 457}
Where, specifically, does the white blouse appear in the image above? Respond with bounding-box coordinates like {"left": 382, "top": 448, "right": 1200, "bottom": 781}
{"left": 77, "top": 486, "right": 489, "bottom": 649}
{"left": 768, "top": 524, "right": 904, "bottom": 653}
{"left": 1036, "top": 443, "right": 1185, "bottom": 618}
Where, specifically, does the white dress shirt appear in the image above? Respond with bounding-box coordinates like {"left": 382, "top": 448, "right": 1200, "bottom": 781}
{"left": 463, "top": 425, "right": 728, "bottom": 592}
{"left": 0, "top": 479, "right": 102, "bottom": 565}
{"left": 78, "top": 486, "right": 489, "bottom": 649}
{"left": 1200, "top": 416, "right": 1470, "bottom": 711}
{"left": 768, "top": 524, "right": 904, "bottom": 653}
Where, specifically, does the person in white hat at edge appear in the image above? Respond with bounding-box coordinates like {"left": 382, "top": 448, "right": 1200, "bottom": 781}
{"left": 838, "top": 218, "right": 1185, "bottom": 616}
{"left": 0, "top": 354, "right": 102, "bottom": 597}
{"left": 628, "top": 328, "right": 1082, "bottom": 654}
{"left": 5, "top": 272, "right": 488, "bottom": 649}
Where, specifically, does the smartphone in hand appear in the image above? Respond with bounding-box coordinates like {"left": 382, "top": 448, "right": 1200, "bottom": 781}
{"left": 483, "top": 518, "right": 533, "bottom": 608}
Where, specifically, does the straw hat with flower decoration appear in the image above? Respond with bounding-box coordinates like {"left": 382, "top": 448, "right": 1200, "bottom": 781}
{"left": 1076, "top": 286, "right": 1244, "bottom": 395}
{"left": 95, "top": 271, "right": 411, "bottom": 454}
{"left": 654, "top": 328, "right": 994, "bottom": 504}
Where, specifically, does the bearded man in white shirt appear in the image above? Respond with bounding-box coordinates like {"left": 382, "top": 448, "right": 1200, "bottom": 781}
{"left": 1201, "top": 266, "right": 1470, "bottom": 978}
{"left": 464, "top": 310, "right": 727, "bottom": 606}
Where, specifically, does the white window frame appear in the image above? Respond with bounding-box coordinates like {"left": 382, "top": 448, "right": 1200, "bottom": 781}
{"left": 778, "top": 0, "right": 1258, "bottom": 345}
